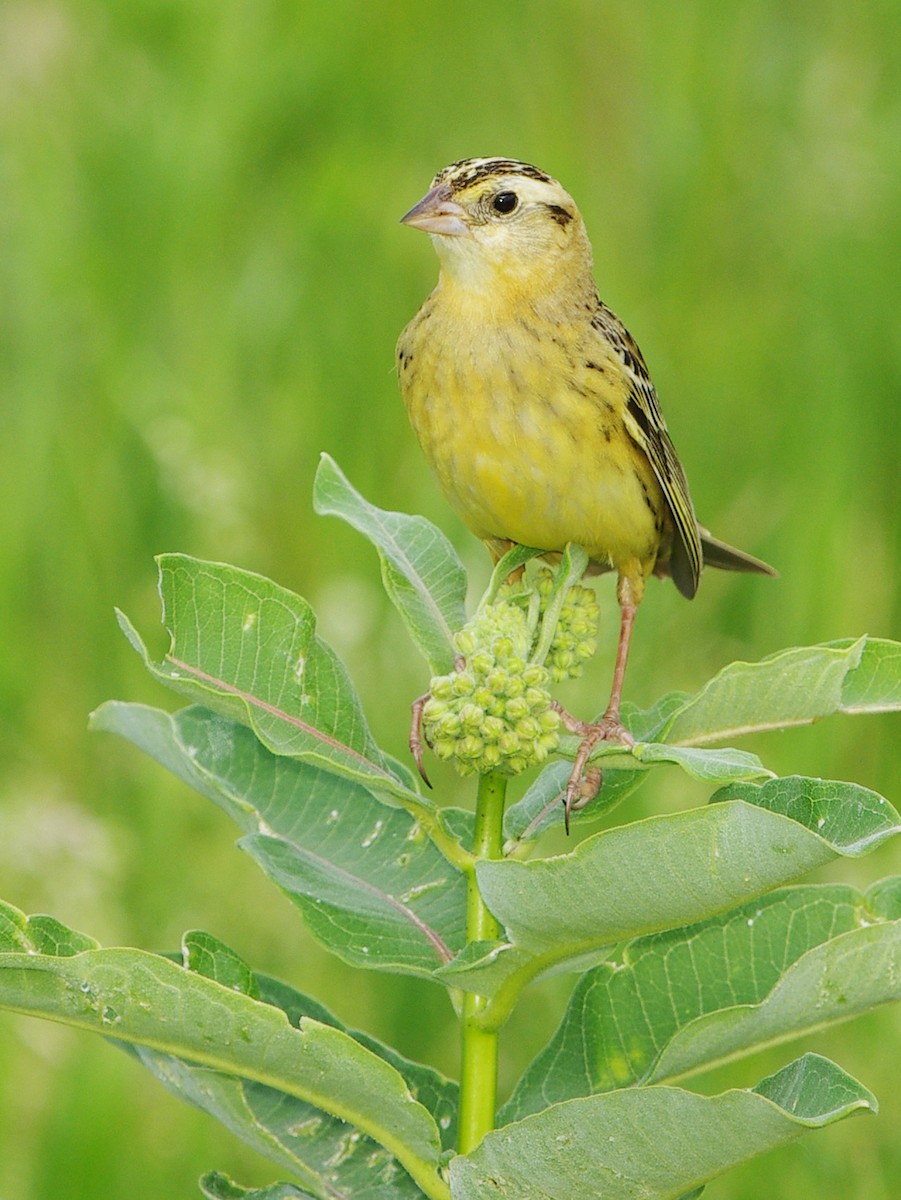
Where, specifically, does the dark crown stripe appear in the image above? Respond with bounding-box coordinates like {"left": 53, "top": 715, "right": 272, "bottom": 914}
{"left": 435, "top": 158, "right": 553, "bottom": 192}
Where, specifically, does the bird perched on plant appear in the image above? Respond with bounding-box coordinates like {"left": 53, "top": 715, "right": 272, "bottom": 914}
{"left": 397, "top": 157, "right": 775, "bottom": 817}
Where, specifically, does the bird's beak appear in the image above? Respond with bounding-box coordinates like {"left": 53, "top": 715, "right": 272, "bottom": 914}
{"left": 400, "top": 184, "right": 468, "bottom": 236}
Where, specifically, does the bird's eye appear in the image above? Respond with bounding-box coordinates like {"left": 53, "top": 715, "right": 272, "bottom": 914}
{"left": 491, "top": 191, "right": 519, "bottom": 215}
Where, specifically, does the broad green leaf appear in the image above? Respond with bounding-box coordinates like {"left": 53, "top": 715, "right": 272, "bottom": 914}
{"left": 0, "top": 920, "right": 449, "bottom": 1200}
{"left": 408, "top": 778, "right": 900, "bottom": 1007}
{"left": 313, "top": 453, "right": 467, "bottom": 674}
{"left": 92, "top": 703, "right": 468, "bottom": 974}
{"left": 477, "top": 779, "right": 899, "bottom": 957}
{"left": 434, "top": 941, "right": 535, "bottom": 995}
{"left": 116, "top": 554, "right": 424, "bottom": 810}
{"left": 241, "top": 832, "right": 463, "bottom": 974}
{"left": 712, "top": 775, "right": 897, "bottom": 855}
{"left": 451, "top": 1056, "right": 874, "bottom": 1199}
{"left": 649, "top": 636, "right": 901, "bottom": 746}
{"left": 505, "top": 732, "right": 771, "bottom": 845}
{"left": 201, "top": 1176, "right": 314, "bottom": 1200}
{"left": 630, "top": 740, "right": 773, "bottom": 780}
{"left": 834, "top": 636, "right": 901, "bottom": 711}
{"left": 503, "top": 881, "right": 901, "bottom": 1120}
{"left": 128, "top": 942, "right": 458, "bottom": 1199}
{"left": 0, "top": 902, "right": 100, "bottom": 955}
{"left": 182, "top": 929, "right": 260, "bottom": 999}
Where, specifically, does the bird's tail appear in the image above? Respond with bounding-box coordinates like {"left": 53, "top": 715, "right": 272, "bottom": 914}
{"left": 699, "top": 526, "right": 777, "bottom": 577}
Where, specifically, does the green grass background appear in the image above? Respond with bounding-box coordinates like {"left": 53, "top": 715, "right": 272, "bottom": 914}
{"left": 1, "top": 1, "right": 899, "bottom": 1195}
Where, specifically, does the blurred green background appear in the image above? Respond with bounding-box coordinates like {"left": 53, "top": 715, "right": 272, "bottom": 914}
{"left": 1, "top": 1, "right": 899, "bottom": 1195}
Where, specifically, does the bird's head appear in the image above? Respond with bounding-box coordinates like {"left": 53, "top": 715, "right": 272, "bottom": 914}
{"left": 401, "top": 157, "right": 594, "bottom": 300}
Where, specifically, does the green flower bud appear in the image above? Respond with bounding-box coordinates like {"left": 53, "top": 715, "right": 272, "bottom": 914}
{"left": 538, "top": 576, "right": 601, "bottom": 681}
{"left": 454, "top": 629, "right": 477, "bottom": 656}
{"left": 536, "top": 567, "right": 555, "bottom": 597}
{"left": 497, "top": 730, "right": 521, "bottom": 756}
{"left": 539, "top": 708, "right": 561, "bottom": 733}
{"left": 522, "top": 663, "right": 549, "bottom": 688}
{"left": 457, "top": 734, "right": 485, "bottom": 761}
{"left": 458, "top": 702, "right": 485, "bottom": 732}
{"left": 451, "top": 672, "right": 475, "bottom": 697}
{"left": 524, "top": 686, "right": 551, "bottom": 712}
{"left": 479, "top": 744, "right": 503, "bottom": 771}
{"left": 422, "top": 697, "right": 449, "bottom": 723}
{"left": 485, "top": 668, "right": 509, "bottom": 695}
{"left": 471, "top": 651, "right": 495, "bottom": 676}
{"left": 423, "top": 590, "right": 570, "bottom": 778}
{"left": 434, "top": 712, "right": 462, "bottom": 738}
{"left": 432, "top": 738, "right": 457, "bottom": 761}
{"left": 493, "top": 635, "right": 515, "bottom": 661}
{"left": 504, "top": 695, "right": 530, "bottom": 722}
{"left": 515, "top": 716, "right": 541, "bottom": 741}
{"left": 481, "top": 715, "right": 507, "bottom": 742}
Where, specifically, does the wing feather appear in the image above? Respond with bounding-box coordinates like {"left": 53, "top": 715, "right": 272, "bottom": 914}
{"left": 591, "top": 303, "right": 702, "bottom": 598}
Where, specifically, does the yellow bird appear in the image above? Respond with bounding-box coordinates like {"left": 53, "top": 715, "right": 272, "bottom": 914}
{"left": 397, "top": 157, "right": 775, "bottom": 809}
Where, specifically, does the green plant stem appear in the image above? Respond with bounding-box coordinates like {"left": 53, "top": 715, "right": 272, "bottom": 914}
{"left": 457, "top": 769, "right": 508, "bottom": 1155}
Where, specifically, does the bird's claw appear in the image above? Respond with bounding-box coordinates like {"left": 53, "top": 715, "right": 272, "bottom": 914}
{"left": 561, "top": 712, "right": 635, "bottom": 833}
{"left": 409, "top": 692, "right": 433, "bottom": 788}
{"left": 563, "top": 766, "right": 603, "bottom": 834}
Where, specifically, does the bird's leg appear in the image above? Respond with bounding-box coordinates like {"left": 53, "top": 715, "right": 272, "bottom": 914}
{"left": 409, "top": 692, "right": 433, "bottom": 788}
{"left": 562, "top": 570, "right": 642, "bottom": 826}
{"left": 409, "top": 653, "right": 467, "bottom": 788}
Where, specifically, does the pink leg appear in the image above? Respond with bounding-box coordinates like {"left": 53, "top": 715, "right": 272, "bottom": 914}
{"left": 409, "top": 692, "right": 433, "bottom": 788}
{"left": 562, "top": 584, "right": 639, "bottom": 828}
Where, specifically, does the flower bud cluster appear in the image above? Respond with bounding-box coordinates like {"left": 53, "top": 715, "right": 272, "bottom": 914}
{"left": 536, "top": 568, "right": 600, "bottom": 682}
{"left": 422, "top": 601, "right": 560, "bottom": 777}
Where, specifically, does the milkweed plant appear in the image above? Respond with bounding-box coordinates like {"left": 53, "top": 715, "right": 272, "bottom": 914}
{"left": 2, "top": 453, "right": 901, "bottom": 1200}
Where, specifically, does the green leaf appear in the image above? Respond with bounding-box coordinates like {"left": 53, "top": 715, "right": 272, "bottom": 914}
{"left": 503, "top": 760, "right": 646, "bottom": 845}
{"left": 451, "top": 1056, "right": 874, "bottom": 1199}
{"left": 477, "top": 778, "right": 899, "bottom": 957}
{"left": 434, "top": 941, "right": 535, "bottom": 995}
{"left": 530, "top": 543, "right": 589, "bottom": 668}
{"left": 647, "top": 637, "right": 901, "bottom": 746}
{"left": 200, "top": 1175, "right": 315, "bottom": 1200}
{"left": 0, "top": 913, "right": 450, "bottom": 1200}
{"left": 504, "top": 881, "right": 901, "bottom": 1119}
{"left": 92, "top": 703, "right": 468, "bottom": 974}
{"left": 133, "top": 965, "right": 457, "bottom": 1198}
{"left": 313, "top": 453, "right": 467, "bottom": 674}
{"left": 0, "top": 902, "right": 100, "bottom": 955}
{"left": 182, "top": 929, "right": 260, "bottom": 999}
{"left": 832, "top": 636, "right": 901, "bottom": 712}
{"left": 630, "top": 741, "right": 773, "bottom": 780}
{"left": 505, "top": 732, "right": 771, "bottom": 845}
{"left": 411, "top": 778, "right": 900, "bottom": 1009}
{"left": 712, "top": 775, "right": 897, "bottom": 855}
{"left": 241, "top": 831, "right": 463, "bottom": 974}
{"left": 116, "top": 554, "right": 424, "bottom": 810}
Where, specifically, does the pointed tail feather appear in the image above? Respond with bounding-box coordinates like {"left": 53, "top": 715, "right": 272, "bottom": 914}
{"left": 699, "top": 526, "right": 777, "bottom": 577}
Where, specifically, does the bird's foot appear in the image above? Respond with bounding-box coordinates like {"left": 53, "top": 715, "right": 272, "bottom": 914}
{"left": 409, "top": 655, "right": 467, "bottom": 788}
{"left": 409, "top": 691, "right": 433, "bottom": 788}
{"left": 559, "top": 708, "right": 635, "bottom": 832}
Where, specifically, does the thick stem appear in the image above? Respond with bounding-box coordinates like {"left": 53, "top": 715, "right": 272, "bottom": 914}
{"left": 457, "top": 770, "right": 507, "bottom": 1155}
